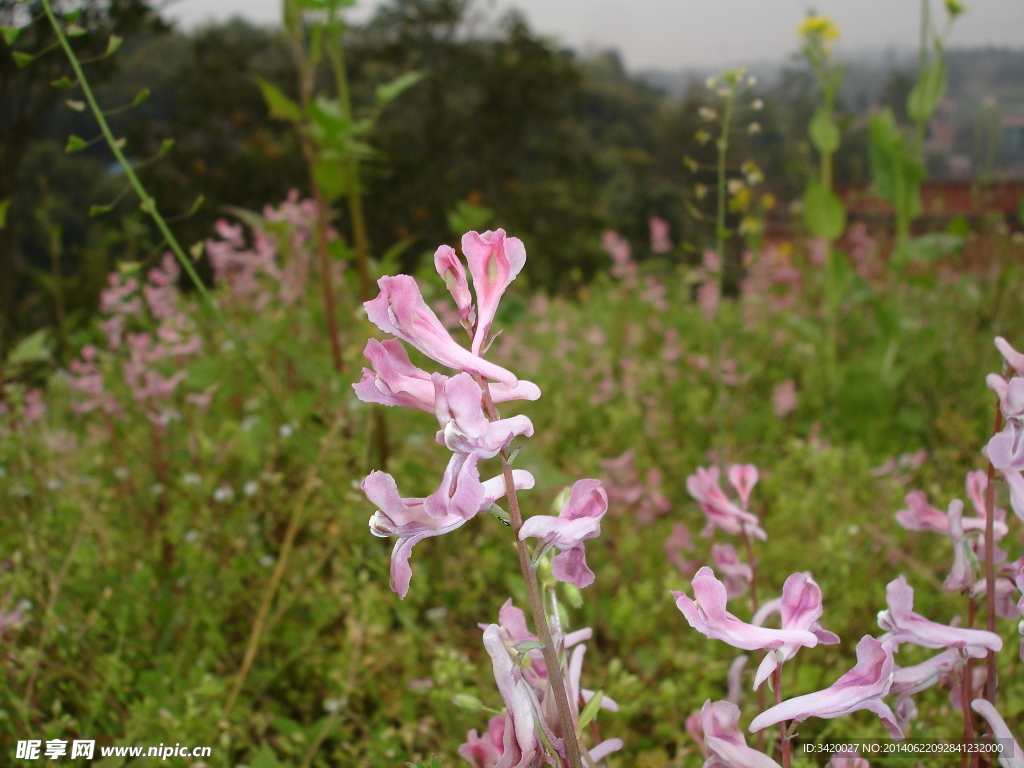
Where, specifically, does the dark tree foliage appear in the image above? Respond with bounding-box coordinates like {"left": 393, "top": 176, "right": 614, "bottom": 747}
{"left": 0, "top": 0, "right": 163, "bottom": 335}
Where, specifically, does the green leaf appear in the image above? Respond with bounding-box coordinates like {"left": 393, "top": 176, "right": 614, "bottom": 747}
{"left": 906, "top": 56, "right": 947, "bottom": 125}
{"left": 189, "top": 242, "right": 205, "bottom": 261}
{"left": 89, "top": 203, "right": 115, "bottom": 217}
{"left": 868, "top": 109, "right": 925, "bottom": 217}
{"left": 447, "top": 200, "right": 492, "bottom": 236}
{"left": 375, "top": 70, "right": 425, "bottom": 106}
{"left": 65, "top": 23, "right": 87, "bottom": 37}
{"left": 183, "top": 195, "right": 204, "bottom": 217}
{"left": 808, "top": 106, "right": 840, "bottom": 155}
{"left": 64, "top": 134, "right": 89, "bottom": 153}
{"left": 578, "top": 690, "right": 604, "bottom": 729}
{"left": 132, "top": 87, "right": 152, "bottom": 106}
{"left": 12, "top": 51, "right": 34, "bottom": 68}
{"left": 1, "top": 25, "right": 21, "bottom": 46}
{"left": 66, "top": 99, "right": 85, "bottom": 112}
{"left": 311, "top": 159, "right": 347, "bottom": 201}
{"left": 156, "top": 137, "right": 175, "bottom": 158}
{"left": 255, "top": 78, "right": 302, "bottom": 122}
{"left": 249, "top": 745, "right": 281, "bottom": 768}
{"left": 105, "top": 35, "right": 123, "bottom": 56}
{"left": 7, "top": 329, "right": 52, "bottom": 366}
{"left": 803, "top": 179, "right": 846, "bottom": 240}
{"left": 0, "top": 198, "right": 9, "bottom": 230}
{"left": 65, "top": 8, "right": 83, "bottom": 23}
{"left": 51, "top": 76, "right": 74, "bottom": 89}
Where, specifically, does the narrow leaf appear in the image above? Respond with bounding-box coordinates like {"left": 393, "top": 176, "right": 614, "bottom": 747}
{"left": 255, "top": 78, "right": 302, "bottom": 122}
{"left": 0, "top": 198, "right": 10, "bottom": 229}
{"left": 51, "top": 76, "right": 75, "bottom": 89}
{"left": 66, "top": 99, "right": 85, "bottom": 112}
{"left": 12, "top": 51, "right": 34, "bottom": 68}
{"left": 156, "top": 137, "right": 175, "bottom": 157}
{"left": 132, "top": 87, "right": 152, "bottom": 107}
{"left": 65, "top": 23, "right": 87, "bottom": 37}
{"left": 1, "top": 25, "right": 20, "bottom": 46}
{"left": 375, "top": 70, "right": 425, "bottom": 105}
{"left": 89, "top": 203, "right": 114, "bottom": 217}
{"left": 578, "top": 690, "right": 604, "bottom": 730}
{"left": 189, "top": 241, "right": 205, "bottom": 261}
{"left": 64, "top": 134, "right": 88, "bottom": 153}
{"left": 105, "top": 35, "right": 123, "bottom": 57}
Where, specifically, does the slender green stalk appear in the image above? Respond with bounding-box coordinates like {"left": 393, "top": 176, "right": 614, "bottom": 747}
{"left": 479, "top": 384, "right": 584, "bottom": 768}
{"left": 324, "top": 24, "right": 372, "bottom": 303}
{"left": 913, "top": 0, "right": 931, "bottom": 161}
{"left": 712, "top": 81, "right": 736, "bottom": 477}
{"left": 40, "top": 0, "right": 286, "bottom": 419}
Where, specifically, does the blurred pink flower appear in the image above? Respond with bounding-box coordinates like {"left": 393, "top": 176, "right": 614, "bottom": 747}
{"left": 687, "top": 466, "right": 767, "bottom": 541}
{"left": 649, "top": 216, "right": 672, "bottom": 254}
{"left": 711, "top": 544, "right": 752, "bottom": 599}
{"left": 772, "top": 380, "right": 798, "bottom": 418}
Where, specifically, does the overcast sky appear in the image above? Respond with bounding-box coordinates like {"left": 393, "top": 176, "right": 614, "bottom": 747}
{"left": 162, "top": 0, "right": 1024, "bottom": 71}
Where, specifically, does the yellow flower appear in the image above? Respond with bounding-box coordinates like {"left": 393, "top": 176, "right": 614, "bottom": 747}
{"left": 797, "top": 14, "right": 840, "bottom": 41}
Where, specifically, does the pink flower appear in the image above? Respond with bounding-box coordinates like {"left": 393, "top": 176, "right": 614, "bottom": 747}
{"left": 687, "top": 466, "right": 767, "bottom": 541}
{"left": 895, "top": 490, "right": 1003, "bottom": 537}
{"left": 749, "top": 636, "right": 902, "bottom": 739}
{"left": 673, "top": 567, "right": 819, "bottom": 652}
{"left": 433, "top": 373, "right": 534, "bottom": 458}
{"left": 753, "top": 572, "right": 840, "bottom": 689}
{"left": 889, "top": 648, "right": 964, "bottom": 730}
{"left": 877, "top": 576, "right": 1003, "bottom": 654}
{"left": 700, "top": 700, "right": 782, "bottom": 768}
{"left": 726, "top": 655, "right": 749, "bottom": 705}
{"left": 480, "top": 623, "right": 540, "bottom": 768}
{"left": 987, "top": 374, "right": 1024, "bottom": 420}
{"left": 829, "top": 753, "right": 870, "bottom": 768}
{"left": 727, "top": 464, "right": 759, "bottom": 510}
{"left": 461, "top": 230, "right": 526, "bottom": 356}
{"left": 664, "top": 523, "right": 699, "bottom": 575}
{"left": 995, "top": 336, "right": 1024, "bottom": 376}
{"left": 365, "top": 455, "right": 535, "bottom": 598}
{"left": 364, "top": 275, "right": 518, "bottom": 385}
{"left": 434, "top": 244, "right": 474, "bottom": 324}
{"left": 772, "top": 380, "right": 798, "bottom": 418}
{"left": 602, "top": 231, "right": 635, "bottom": 287}
{"left": 970, "top": 700, "right": 1024, "bottom": 768}
{"left": 458, "top": 717, "right": 503, "bottom": 768}
{"left": 711, "top": 544, "right": 753, "bottom": 599}
{"left": 649, "top": 216, "right": 672, "bottom": 254}
{"left": 518, "top": 479, "right": 608, "bottom": 588}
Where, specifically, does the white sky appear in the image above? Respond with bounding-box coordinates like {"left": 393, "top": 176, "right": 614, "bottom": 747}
{"left": 161, "top": 0, "right": 1024, "bottom": 71}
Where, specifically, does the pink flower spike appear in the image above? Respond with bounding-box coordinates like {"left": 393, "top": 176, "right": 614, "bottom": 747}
{"left": 754, "top": 572, "right": 840, "bottom": 689}
{"left": 434, "top": 244, "right": 475, "bottom": 324}
{"left": 687, "top": 466, "right": 767, "bottom": 541}
{"left": 461, "top": 229, "right": 527, "bottom": 356}
{"left": 711, "top": 544, "right": 753, "bottom": 599}
{"left": 995, "top": 336, "right": 1024, "bottom": 376}
{"left": 749, "top": 636, "right": 902, "bottom": 739}
{"left": 364, "top": 275, "right": 517, "bottom": 385}
{"left": 970, "top": 700, "right": 1024, "bottom": 768}
{"left": 649, "top": 216, "right": 672, "bottom": 253}
{"left": 701, "top": 700, "right": 782, "bottom": 768}
{"left": 518, "top": 479, "right": 608, "bottom": 588}
{"left": 673, "top": 567, "right": 819, "bottom": 652}
{"left": 365, "top": 456, "right": 535, "bottom": 598}
{"left": 877, "top": 575, "right": 1003, "bottom": 654}
{"left": 481, "top": 624, "right": 540, "bottom": 768}
{"left": 434, "top": 373, "right": 534, "bottom": 458}
{"left": 727, "top": 463, "right": 759, "bottom": 510}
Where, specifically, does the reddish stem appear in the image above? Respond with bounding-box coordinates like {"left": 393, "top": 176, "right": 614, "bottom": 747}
{"left": 983, "top": 399, "right": 1003, "bottom": 703}
{"left": 772, "top": 665, "right": 790, "bottom": 768}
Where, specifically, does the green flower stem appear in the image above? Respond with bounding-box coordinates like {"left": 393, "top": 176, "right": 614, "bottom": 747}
{"left": 40, "top": 0, "right": 286, "bottom": 420}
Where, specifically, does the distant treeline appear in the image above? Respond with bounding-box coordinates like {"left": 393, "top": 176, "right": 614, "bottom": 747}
{"left": 2, "top": 0, "right": 1021, "bottom": 343}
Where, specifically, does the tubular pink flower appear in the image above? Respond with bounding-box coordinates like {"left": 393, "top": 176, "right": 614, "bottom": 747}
{"left": 711, "top": 544, "right": 753, "bottom": 599}
{"left": 944, "top": 500, "right": 974, "bottom": 593}
{"left": 364, "top": 275, "right": 517, "bottom": 385}
{"left": 970, "top": 700, "right": 1024, "bottom": 768}
{"left": 664, "top": 523, "right": 699, "bottom": 575}
{"left": 754, "top": 572, "right": 840, "bottom": 689}
{"left": 995, "top": 336, "right": 1024, "bottom": 377}
{"left": 726, "top": 655, "right": 749, "bottom": 705}
{"left": 365, "top": 456, "right": 535, "bottom": 598}
{"left": 701, "top": 700, "right": 782, "bottom": 768}
{"left": 988, "top": 420, "right": 1024, "bottom": 473}
{"left": 687, "top": 466, "right": 767, "bottom": 541}
{"left": 461, "top": 229, "right": 526, "bottom": 356}
{"left": 673, "top": 567, "right": 819, "bottom": 652}
{"left": 877, "top": 576, "right": 1003, "bottom": 654}
{"left": 434, "top": 245, "right": 475, "bottom": 323}
{"left": 895, "top": 489, "right": 1001, "bottom": 537}
{"left": 434, "top": 373, "right": 534, "bottom": 458}
{"left": 987, "top": 374, "right": 1024, "bottom": 420}
{"left": 354, "top": 340, "right": 541, "bottom": 413}
{"left": 749, "top": 636, "right": 902, "bottom": 739}
{"left": 889, "top": 648, "right": 964, "bottom": 730}
{"left": 481, "top": 624, "right": 540, "bottom": 768}
{"left": 519, "top": 479, "right": 607, "bottom": 588}
{"left": 458, "top": 717, "right": 504, "bottom": 768}
{"left": 727, "top": 464, "right": 759, "bottom": 510}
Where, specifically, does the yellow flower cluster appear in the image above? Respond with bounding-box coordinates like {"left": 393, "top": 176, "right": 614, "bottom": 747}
{"left": 797, "top": 14, "right": 840, "bottom": 41}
